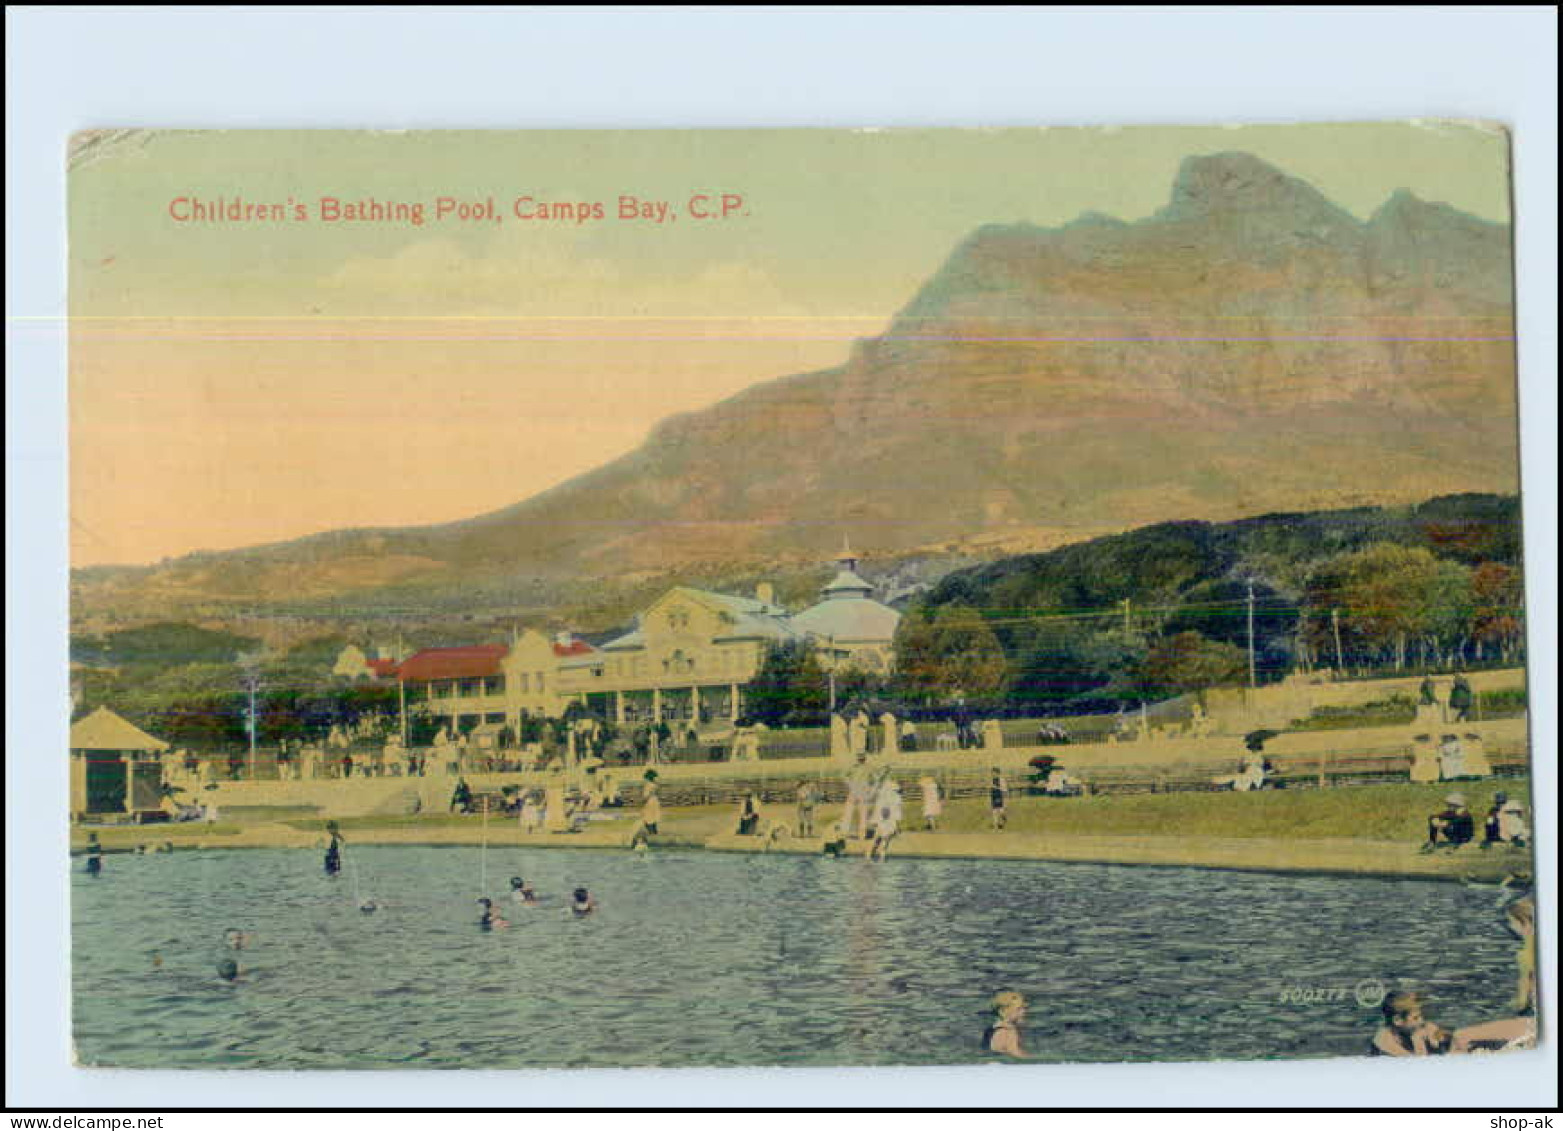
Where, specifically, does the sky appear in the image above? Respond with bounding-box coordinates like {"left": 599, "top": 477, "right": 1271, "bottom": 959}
{"left": 66, "top": 122, "right": 1513, "bottom": 567}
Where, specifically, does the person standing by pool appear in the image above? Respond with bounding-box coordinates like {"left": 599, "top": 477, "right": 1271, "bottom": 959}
{"left": 919, "top": 775, "right": 942, "bottom": 831}
{"left": 641, "top": 784, "right": 662, "bottom": 835}
{"left": 323, "top": 820, "right": 345, "bottom": 876}
{"left": 795, "top": 780, "right": 819, "bottom": 838}
{"left": 983, "top": 991, "right": 1030, "bottom": 1058}
{"left": 989, "top": 769, "right": 1009, "bottom": 831}
{"left": 736, "top": 791, "right": 762, "bottom": 836}
{"left": 869, "top": 778, "right": 903, "bottom": 862}
{"left": 84, "top": 833, "right": 104, "bottom": 876}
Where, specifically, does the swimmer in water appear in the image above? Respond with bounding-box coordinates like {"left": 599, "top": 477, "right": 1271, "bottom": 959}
{"left": 571, "top": 887, "right": 596, "bottom": 916}
{"left": 323, "top": 820, "right": 344, "bottom": 876}
{"left": 982, "top": 991, "right": 1030, "bottom": 1058}
{"left": 1370, "top": 990, "right": 1451, "bottom": 1056}
{"left": 84, "top": 833, "right": 103, "bottom": 876}
{"left": 217, "top": 958, "right": 243, "bottom": 984}
{"left": 509, "top": 877, "right": 538, "bottom": 905}
{"left": 477, "top": 897, "right": 509, "bottom": 930}
{"left": 358, "top": 898, "right": 379, "bottom": 914}
{"left": 223, "top": 928, "right": 254, "bottom": 950}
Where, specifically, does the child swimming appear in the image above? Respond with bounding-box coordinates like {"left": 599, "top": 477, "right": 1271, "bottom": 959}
{"left": 983, "top": 991, "right": 1030, "bottom": 1058}
{"left": 477, "top": 897, "right": 509, "bottom": 930}
{"left": 1370, "top": 991, "right": 1451, "bottom": 1056}
{"left": 509, "top": 876, "right": 539, "bottom": 905}
{"left": 571, "top": 887, "right": 596, "bottom": 916}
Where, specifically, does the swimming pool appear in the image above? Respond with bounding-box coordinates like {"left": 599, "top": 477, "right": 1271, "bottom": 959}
{"left": 71, "top": 846, "right": 1524, "bottom": 1068}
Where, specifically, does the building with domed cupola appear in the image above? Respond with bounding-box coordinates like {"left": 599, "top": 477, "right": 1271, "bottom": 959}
{"left": 789, "top": 538, "right": 902, "bottom": 675}
{"left": 388, "top": 537, "right": 902, "bottom": 731}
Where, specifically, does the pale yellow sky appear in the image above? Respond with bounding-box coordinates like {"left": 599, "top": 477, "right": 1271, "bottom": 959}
{"left": 68, "top": 124, "right": 1511, "bottom": 566}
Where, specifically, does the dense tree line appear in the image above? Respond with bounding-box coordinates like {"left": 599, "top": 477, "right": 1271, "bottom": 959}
{"left": 887, "top": 494, "right": 1525, "bottom": 716}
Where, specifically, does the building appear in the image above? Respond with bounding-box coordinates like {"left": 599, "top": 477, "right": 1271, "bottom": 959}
{"left": 789, "top": 540, "right": 902, "bottom": 675}
{"left": 558, "top": 585, "right": 800, "bottom": 724}
{"left": 69, "top": 707, "right": 168, "bottom": 820}
{"left": 331, "top": 641, "right": 405, "bottom": 680}
{"left": 395, "top": 631, "right": 601, "bottom": 734}
{"left": 391, "top": 539, "right": 901, "bottom": 735}
{"left": 396, "top": 644, "right": 512, "bottom": 734}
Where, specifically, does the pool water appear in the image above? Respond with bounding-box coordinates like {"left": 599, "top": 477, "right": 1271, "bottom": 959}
{"left": 71, "top": 846, "right": 1525, "bottom": 1069}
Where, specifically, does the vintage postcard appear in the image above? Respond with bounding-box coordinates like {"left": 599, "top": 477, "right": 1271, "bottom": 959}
{"left": 68, "top": 125, "right": 1537, "bottom": 1069}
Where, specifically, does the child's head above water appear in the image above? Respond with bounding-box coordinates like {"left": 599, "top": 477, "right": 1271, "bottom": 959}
{"left": 510, "top": 876, "right": 525, "bottom": 891}
{"left": 1380, "top": 990, "right": 1423, "bottom": 1032}
{"left": 991, "top": 990, "right": 1026, "bottom": 1021}
{"left": 217, "top": 959, "right": 240, "bottom": 983}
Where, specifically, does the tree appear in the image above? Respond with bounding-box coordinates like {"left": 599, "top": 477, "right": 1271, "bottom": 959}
{"left": 1471, "top": 561, "right": 1525, "bottom": 662}
{"left": 892, "top": 604, "right": 1006, "bottom": 706}
{"left": 1138, "top": 631, "right": 1247, "bottom": 698}
{"left": 746, "top": 641, "right": 828, "bottom": 727}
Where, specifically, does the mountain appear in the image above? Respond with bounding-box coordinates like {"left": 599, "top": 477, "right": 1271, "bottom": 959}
{"left": 73, "top": 152, "right": 1519, "bottom": 623}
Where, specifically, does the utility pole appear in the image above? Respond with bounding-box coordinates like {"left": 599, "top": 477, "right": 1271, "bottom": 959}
{"left": 398, "top": 676, "right": 408, "bottom": 746}
{"left": 1246, "top": 580, "right": 1257, "bottom": 689}
{"left": 827, "top": 635, "right": 837, "bottom": 714}
{"left": 1331, "top": 608, "right": 1344, "bottom": 674}
{"left": 240, "top": 664, "right": 261, "bottom": 779}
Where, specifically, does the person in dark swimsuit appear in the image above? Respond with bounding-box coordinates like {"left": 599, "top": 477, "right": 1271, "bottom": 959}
{"left": 1369, "top": 991, "right": 1450, "bottom": 1056}
{"left": 477, "top": 897, "right": 509, "bottom": 930}
{"left": 989, "top": 770, "right": 1008, "bottom": 831}
{"left": 323, "top": 821, "right": 345, "bottom": 876}
{"left": 84, "top": 833, "right": 104, "bottom": 876}
{"left": 821, "top": 822, "right": 849, "bottom": 858}
{"left": 509, "top": 876, "right": 539, "bottom": 905}
{"left": 982, "top": 991, "right": 1029, "bottom": 1058}
{"left": 571, "top": 887, "right": 596, "bottom": 916}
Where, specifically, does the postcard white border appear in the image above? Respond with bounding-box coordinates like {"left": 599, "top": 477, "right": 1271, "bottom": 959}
{"left": 7, "top": 5, "right": 1557, "bottom": 1111}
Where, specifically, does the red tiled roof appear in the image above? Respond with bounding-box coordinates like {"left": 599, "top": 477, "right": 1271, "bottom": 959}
{"left": 552, "top": 638, "right": 595, "bottom": 657}
{"left": 396, "top": 644, "right": 508, "bottom": 682}
{"left": 366, "top": 658, "right": 400, "bottom": 678}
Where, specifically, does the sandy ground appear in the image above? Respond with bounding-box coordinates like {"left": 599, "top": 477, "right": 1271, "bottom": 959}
{"left": 73, "top": 801, "right": 1528, "bottom": 883}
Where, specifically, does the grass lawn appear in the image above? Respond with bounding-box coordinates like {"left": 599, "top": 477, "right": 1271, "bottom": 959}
{"left": 927, "top": 779, "right": 1531, "bottom": 842}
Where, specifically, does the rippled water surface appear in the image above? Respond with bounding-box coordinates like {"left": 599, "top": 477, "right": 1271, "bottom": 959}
{"left": 72, "top": 847, "right": 1522, "bottom": 1068}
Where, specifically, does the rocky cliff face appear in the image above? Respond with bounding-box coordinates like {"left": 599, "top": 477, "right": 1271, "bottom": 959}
{"left": 75, "top": 153, "right": 1519, "bottom": 615}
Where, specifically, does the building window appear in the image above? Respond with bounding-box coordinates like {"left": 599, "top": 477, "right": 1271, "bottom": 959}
{"left": 458, "top": 678, "right": 482, "bottom": 698}
{"left": 432, "top": 682, "right": 451, "bottom": 700}
{"left": 519, "top": 673, "right": 530, "bottom": 693}
{"left": 483, "top": 676, "right": 505, "bottom": 696}
{"left": 536, "top": 672, "right": 546, "bottom": 692}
